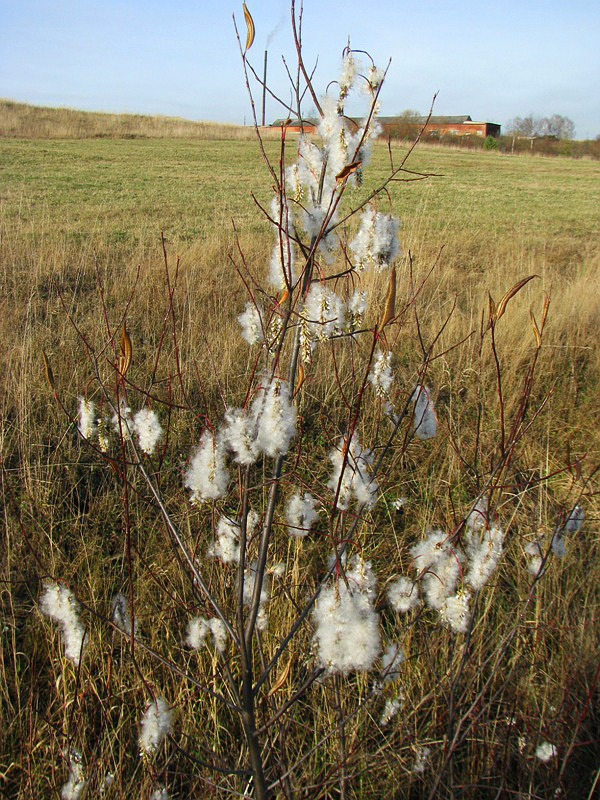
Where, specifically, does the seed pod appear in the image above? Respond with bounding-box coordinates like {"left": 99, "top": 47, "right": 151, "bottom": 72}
{"left": 119, "top": 322, "right": 133, "bottom": 377}
{"left": 295, "top": 362, "right": 305, "bottom": 395}
{"left": 243, "top": 3, "right": 255, "bottom": 51}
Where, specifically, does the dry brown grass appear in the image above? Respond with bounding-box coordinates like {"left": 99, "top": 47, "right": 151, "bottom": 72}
{"left": 1, "top": 131, "right": 598, "bottom": 799}
{"left": 0, "top": 99, "right": 283, "bottom": 141}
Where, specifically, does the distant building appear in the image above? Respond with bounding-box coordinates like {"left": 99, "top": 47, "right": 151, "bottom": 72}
{"left": 270, "top": 118, "right": 318, "bottom": 134}
{"left": 378, "top": 115, "right": 501, "bottom": 138}
{"left": 270, "top": 114, "right": 501, "bottom": 138}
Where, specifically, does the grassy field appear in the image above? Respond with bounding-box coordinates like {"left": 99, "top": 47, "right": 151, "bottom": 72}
{"left": 1, "top": 128, "right": 599, "bottom": 799}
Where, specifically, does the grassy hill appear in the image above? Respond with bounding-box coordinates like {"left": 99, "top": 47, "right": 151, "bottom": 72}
{"left": 0, "top": 99, "right": 277, "bottom": 140}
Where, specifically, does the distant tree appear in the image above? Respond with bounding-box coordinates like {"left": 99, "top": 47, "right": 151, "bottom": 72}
{"left": 507, "top": 113, "right": 575, "bottom": 140}
{"left": 506, "top": 114, "right": 544, "bottom": 137}
{"left": 397, "top": 108, "right": 421, "bottom": 120}
{"left": 392, "top": 109, "right": 421, "bottom": 140}
{"left": 539, "top": 114, "right": 575, "bottom": 139}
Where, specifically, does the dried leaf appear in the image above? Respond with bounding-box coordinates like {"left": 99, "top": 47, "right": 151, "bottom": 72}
{"left": 335, "top": 160, "right": 362, "bottom": 184}
{"left": 378, "top": 267, "right": 396, "bottom": 331}
{"left": 488, "top": 293, "right": 497, "bottom": 326}
{"left": 42, "top": 350, "right": 55, "bottom": 390}
{"left": 495, "top": 275, "right": 538, "bottom": 321}
{"left": 295, "top": 362, "right": 305, "bottom": 394}
{"left": 243, "top": 2, "right": 255, "bottom": 51}
{"left": 266, "top": 656, "right": 293, "bottom": 697}
{"left": 119, "top": 322, "right": 133, "bottom": 377}
{"left": 106, "top": 457, "right": 124, "bottom": 481}
{"left": 540, "top": 292, "right": 550, "bottom": 330}
{"left": 278, "top": 288, "right": 290, "bottom": 306}
{"left": 530, "top": 307, "right": 542, "bottom": 347}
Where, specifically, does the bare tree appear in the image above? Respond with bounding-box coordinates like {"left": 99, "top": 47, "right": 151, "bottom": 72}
{"left": 540, "top": 114, "right": 575, "bottom": 139}
{"left": 507, "top": 113, "right": 575, "bottom": 139}
{"left": 506, "top": 114, "right": 544, "bottom": 137}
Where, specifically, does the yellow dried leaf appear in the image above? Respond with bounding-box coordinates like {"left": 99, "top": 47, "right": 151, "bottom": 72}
{"left": 530, "top": 307, "right": 542, "bottom": 347}
{"left": 295, "top": 362, "right": 305, "bottom": 394}
{"left": 266, "top": 656, "right": 293, "bottom": 697}
{"left": 496, "top": 275, "right": 538, "bottom": 321}
{"left": 243, "top": 2, "right": 255, "bottom": 51}
{"left": 540, "top": 292, "right": 550, "bottom": 329}
{"left": 335, "top": 160, "right": 362, "bottom": 184}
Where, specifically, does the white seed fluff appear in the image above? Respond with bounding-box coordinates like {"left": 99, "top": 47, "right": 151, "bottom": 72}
{"left": 381, "top": 642, "right": 405, "bottom": 682}
{"left": 551, "top": 534, "right": 567, "bottom": 557}
{"left": 349, "top": 207, "right": 399, "bottom": 272}
{"left": 464, "top": 525, "right": 505, "bottom": 591}
{"left": 535, "top": 741, "right": 557, "bottom": 762}
{"left": 411, "top": 530, "right": 463, "bottom": 611}
{"left": 186, "top": 616, "right": 227, "bottom": 653}
{"left": 387, "top": 576, "right": 420, "bottom": 613}
{"left": 77, "top": 397, "right": 96, "bottom": 440}
{"left": 413, "top": 746, "right": 431, "bottom": 774}
{"left": 347, "top": 289, "right": 367, "bottom": 330}
{"left": 40, "top": 582, "right": 86, "bottom": 665}
{"left": 184, "top": 430, "right": 229, "bottom": 504}
{"left": 553, "top": 504, "right": 585, "bottom": 556}
{"left": 339, "top": 51, "right": 357, "bottom": 95}
{"left": 327, "top": 433, "right": 378, "bottom": 510}
{"left": 465, "top": 495, "right": 489, "bottom": 531}
{"left": 222, "top": 406, "right": 260, "bottom": 465}
{"left": 238, "top": 302, "right": 263, "bottom": 345}
{"left": 525, "top": 539, "right": 544, "bottom": 576}
{"left": 139, "top": 697, "right": 172, "bottom": 755}
{"left": 61, "top": 748, "right": 86, "bottom": 800}
{"left": 268, "top": 242, "right": 295, "bottom": 290}
{"left": 208, "top": 516, "right": 241, "bottom": 564}
{"left": 251, "top": 378, "right": 297, "bottom": 458}
{"left": 208, "top": 618, "right": 228, "bottom": 653}
{"left": 440, "top": 591, "right": 471, "bottom": 634}
{"left": 313, "top": 557, "right": 380, "bottom": 674}
{"left": 286, "top": 491, "right": 319, "bottom": 537}
{"left": 112, "top": 399, "right": 133, "bottom": 440}
{"left": 110, "top": 592, "right": 134, "bottom": 636}
{"left": 186, "top": 616, "right": 210, "bottom": 649}
{"left": 302, "top": 284, "right": 346, "bottom": 345}
{"left": 133, "top": 408, "right": 163, "bottom": 455}
{"left": 368, "top": 349, "right": 394, "bottom": 397}
{"left": 563, "top": 504, "right": 584, "bottom": 534}
{"left": 410, "top": 385, "right": 437, "bottom": 440}
{"left": 379, "top": 695, "right": 403, "bottom": 726}
{"left": 243, "top": 563, "right": 270, "bottom": 631}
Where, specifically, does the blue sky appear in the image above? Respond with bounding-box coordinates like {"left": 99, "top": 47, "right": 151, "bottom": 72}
{"left": 1, "top": 0, "right": 599, "bottom": 138}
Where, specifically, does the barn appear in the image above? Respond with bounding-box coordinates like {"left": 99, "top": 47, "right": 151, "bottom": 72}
{"left": 378, "top": 115, "right": 501, "bottom": 138}
{"left": 270, "top": 114, "right": 501, "bottom": 138}
{"left": 269, "top": 118, "right": 318, "bottom": 134}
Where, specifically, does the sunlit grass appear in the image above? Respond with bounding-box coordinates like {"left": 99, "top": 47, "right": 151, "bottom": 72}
{"left": 1, "top": 131, "right": 598, "bottom": 798}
